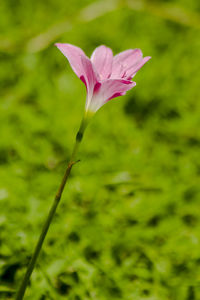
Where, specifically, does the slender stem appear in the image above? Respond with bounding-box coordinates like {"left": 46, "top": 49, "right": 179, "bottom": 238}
{"left": 15, "top": 124, "right": 85, "bottom": 300}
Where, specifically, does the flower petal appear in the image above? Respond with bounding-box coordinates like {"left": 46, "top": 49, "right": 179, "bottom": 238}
{"left": 111, "top": 49, "right": 143, "bottom": 78}
{"left": 55, "top": 43, "right": 98, "bottom": 107}
{"left": 91, "top": 45, "right": 113, "bottom": 80}
{"left": 100, "top": 79, "right": 136, "bottom": 101}
{"left": 88, "top": 79, "right": 136, "bottom": 112}
{"left": 55, "top": 43, "right": 87, "bottom": 78}
{"left": 125, "top": 56, "right": 151, "bottom": 79}
{"left": 80, "top": 55, "right": 98, "bottom": 104}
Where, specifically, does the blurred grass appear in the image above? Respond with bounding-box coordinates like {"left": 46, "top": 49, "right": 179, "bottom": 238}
{"left": 0, "top": 0, "right": 200, "bottom": 299}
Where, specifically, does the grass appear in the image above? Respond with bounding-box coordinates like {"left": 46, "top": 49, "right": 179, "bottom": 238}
{"left": 0, "top": 0, "right": 200, "bottom": 299}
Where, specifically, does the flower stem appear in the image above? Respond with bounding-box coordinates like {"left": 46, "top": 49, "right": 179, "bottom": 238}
{"left": 15, "top": 123, "right": 85, "bottom": 300}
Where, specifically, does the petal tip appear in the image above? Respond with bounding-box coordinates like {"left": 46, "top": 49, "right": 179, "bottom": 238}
{"left": 55, "top": 43, "right": 67, "bottom": 50}
{"left": 134, "top": 48, "right": 143, "bottom": 55}
{"left": 145, "top": 56, "right": 152, "bottom": 62}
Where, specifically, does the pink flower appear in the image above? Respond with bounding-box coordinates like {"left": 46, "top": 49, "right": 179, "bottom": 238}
{"left": 55, "top": 43, "right": 151, "bottom": 113}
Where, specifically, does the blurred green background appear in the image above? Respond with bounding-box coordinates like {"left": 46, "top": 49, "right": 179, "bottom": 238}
{"left": 0, "top": 0, "right": 200, "bottom": 299}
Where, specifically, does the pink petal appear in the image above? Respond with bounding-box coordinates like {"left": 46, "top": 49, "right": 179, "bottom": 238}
{"left": 55, "top": 43, "right": 87, "bottom": 78}
{"left": 55, "top": 43, "right": 98, "bottom": 102}
{"left": 125, "top": 56, "right": 151, "bottom": 79}
{"left": 88, "top": 79, "right": 136, "bottom": 112}
{"left": 91, "top": 45, "right": 113, "bottom": 80}
{"left": 100, "top": 79, "right": 136, "bottom": 102}
{"left": 111, "top": 49, "right": 143, "bottom": 78}
{"left": 80, "top": 56, "right": 98, "bottom": 101}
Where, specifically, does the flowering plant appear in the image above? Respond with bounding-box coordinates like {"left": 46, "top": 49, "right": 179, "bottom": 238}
{"left": 16, "top": 44, "right": 150, "bottom": 299}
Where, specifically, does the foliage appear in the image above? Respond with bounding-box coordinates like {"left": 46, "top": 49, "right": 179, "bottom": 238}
{"left": 0, "top": 0, "right": 200, "bottom": 299}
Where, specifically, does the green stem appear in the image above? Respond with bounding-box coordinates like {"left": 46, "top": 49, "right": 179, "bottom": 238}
{"left": 15, "top": 122, "right": 85, "bottom": 300}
